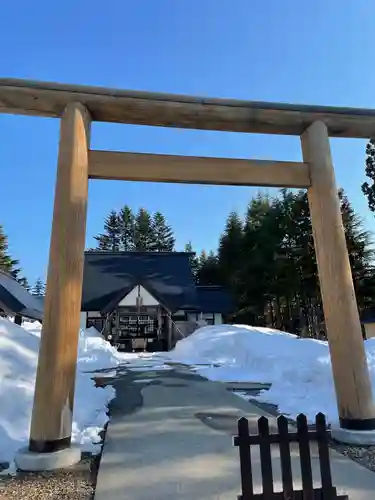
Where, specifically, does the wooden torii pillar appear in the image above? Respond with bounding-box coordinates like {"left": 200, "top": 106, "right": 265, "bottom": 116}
{"left": 28, "top": 102, "right": 91, "bottom": 457}
{"left": 302, "top": 121, "right": 375, "bottom": 439}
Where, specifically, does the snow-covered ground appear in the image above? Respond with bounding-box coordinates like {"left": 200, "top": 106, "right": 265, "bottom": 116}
{"left": 2, "top": 319, "right": 374, "bottom": 473}
{"left": 0, "top": 318, "right": 141, "bottom": 472}
{"left": 165, "top": 324, "right": 375, "bottom": 425}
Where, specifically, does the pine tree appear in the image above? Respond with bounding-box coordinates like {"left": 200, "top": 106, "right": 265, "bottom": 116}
{"left": 94, "top": 210, "right": 121, "bottom": 252}
{"left": 118, "top": 205, "right": 135, "bottom": 251}
{"left": 32, "top": 278, "right": 45, "bottom": 296}
{"left": 0, "top": 224, "right": 20, "bottom": 277}
{"left": 18, "top": 277, "right": 31, "bottom": 291}
{"left": 184, "top": 241, "right": 199, "bottom": 280}
{"left": 93, "top": 207, "right": 176, "bottom": 253}
{"left": 339, "top": 188, "right": 375, "bottom": 309}
{"left": 280, "top": 190, "right": 320, "bottom": 335}
{"left": 0, "top": 225, "right": 30, "bottom": 292}
{"left": 362, "top": 139, "right": 375, "bottom": 212}
{"left": 218, "top": 211, "right": 243, "bottom": 288}
{"left": 238, "top": 194, "right": 275, "bottom": 322}
{"left": 134, "top": 208, "right": 154, "bottom": 251}
{"left": 152, "top": 212, "right": 175, "bottom": 252}
{"left": 196, "top": 250, "right": 221, "bottom": 285}
{"left": 95, "top": 234, "right": 112, "bottom": 251}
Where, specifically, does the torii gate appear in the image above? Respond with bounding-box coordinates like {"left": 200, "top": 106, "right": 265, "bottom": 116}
{"left": 1, "top": 79, "right": 375, "bottom": 468}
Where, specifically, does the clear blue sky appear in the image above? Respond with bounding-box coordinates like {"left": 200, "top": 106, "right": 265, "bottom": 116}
{"left": 1, "top": 0, "right": 374, "bottom": 284}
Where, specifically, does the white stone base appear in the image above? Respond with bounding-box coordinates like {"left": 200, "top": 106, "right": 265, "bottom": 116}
{"left": 15, "top": 446, "right": 81, "bottom": 472}
{"left": 331, "top": 424, "right": 375, "bottom": 445}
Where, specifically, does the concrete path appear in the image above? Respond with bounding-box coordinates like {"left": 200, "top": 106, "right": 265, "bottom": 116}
{"left": 94, "top": 364, "right": 375, "bottom": 500}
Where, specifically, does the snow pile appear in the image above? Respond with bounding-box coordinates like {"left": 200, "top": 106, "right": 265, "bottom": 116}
{"left": 77, "top": 326, "right": 126, "bottom": 370}
{"left": 0, "top": 318, "right": 120, "bottom": 467}
{"left": 167, "top": 324, "right": 339, "bottom": 422}
{"left": 21, "top": 320, "right": 42, "bottom": 338}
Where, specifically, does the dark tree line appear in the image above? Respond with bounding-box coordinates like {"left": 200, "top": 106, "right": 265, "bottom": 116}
{"left": 90, "top": 206, "right": 175, "bottom": 252}
{"left": 179, "top": 138, "right": 375, "bottom": 337}
{"left": 193, "top": 188, "right": 375, "bottom": 337}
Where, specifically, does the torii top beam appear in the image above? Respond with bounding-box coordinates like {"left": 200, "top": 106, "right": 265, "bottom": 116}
{"left": 1, "top": 78, "right": 375, "bottom": 137}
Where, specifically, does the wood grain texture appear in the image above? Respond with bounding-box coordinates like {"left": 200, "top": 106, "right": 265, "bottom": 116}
{"left": 88, "top": 150, "right": 311, "bottom": 188}
{"left": 30, "top": 102, "right": 91, "bottom": 445}
{"left": 301, "top": 121, "right": 375, "bottom": 421}
{"left": 2, "top": 78, "right": 375, "bottom": 137}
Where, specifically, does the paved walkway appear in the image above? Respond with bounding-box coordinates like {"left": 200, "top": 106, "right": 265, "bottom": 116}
{"left": 94, "top": 363, "right": 375, "bottom": 500}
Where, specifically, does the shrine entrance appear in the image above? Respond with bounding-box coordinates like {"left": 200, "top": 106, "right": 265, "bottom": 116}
{"left": 1, "top": 78, "right": 375, "bottom": 454}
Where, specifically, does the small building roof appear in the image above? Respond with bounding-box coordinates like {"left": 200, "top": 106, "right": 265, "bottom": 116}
{"left": 360, "top": 307, "right": 375, "bottom": 324}
{"left": 0, "top": 270, "right": 43, "bottom": 321}
{"left": 195, "top": 285, "right": 234, "bottom": 314}
{"left": 81, "top": 251, "right": 199, "bottom": 313}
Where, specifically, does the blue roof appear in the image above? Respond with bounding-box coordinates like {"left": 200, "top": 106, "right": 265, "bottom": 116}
{"left": 82, "top": 251, "right": 199, "bottom": 313}
{"left": 82, "top": 252, "right": 235, "bottom": 315}
{"left": 361, "top": 308, "right": 375, "bottom": 324}
{"left": 195, "top": 285, "right": 234, "bottom": 314}
{"left": 0, "top": 270, "right": 43, "bottom": 321}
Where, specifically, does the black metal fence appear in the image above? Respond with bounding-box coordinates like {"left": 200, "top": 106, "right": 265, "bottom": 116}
{"left": 233, "top": 412, "right": 348, "bottom": 499}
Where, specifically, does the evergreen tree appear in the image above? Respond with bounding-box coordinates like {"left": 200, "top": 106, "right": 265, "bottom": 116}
{"left": 280, "top": 190, "right": 320, "bottom": 335}
{"left": 237, "top": 193, "right": 275, "bottom": 322}
{"left": 362, "top": 139, "right": 375, "bottom": 212}
{"left": 339, "top": 188, "right": 375, "bottom": 309}
{"left": 0, "top": 224, "right": 20, "bottom": 277}
{"left": 196, "top": 250, "right": 221, "bottom": 285}
{"left": 184, "top": 241, "right": 199, "bottom": 280}
{"left": 218, "top": 211, "right": 244, "bottom": 289}
{"left": 95, "top": 234, "right": 112, "bottom": 251}
{"left": 134, "top": 208, "right": 154, "bottom": 251}
{"left": 152, "top": 212, "right": 175, "bottom": 251}
{"left": 118, "top": 205, "right": 135, "bottom": 251}
{"left": 32, "top": 278, "right": 45, "bottom": 296}
{"left": 92, "top": 207, "right": 176, "bottom": 253}
{"left": 18, "top": 277, "right": 31, "bottom": 291}
{"left": 94, "top": 210, "right": 121, "bottom": 251}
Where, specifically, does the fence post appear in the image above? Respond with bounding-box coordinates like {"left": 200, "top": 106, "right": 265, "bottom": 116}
{"left": 234, "top": 413, "right": 349, "bottom": 499}
{"left": 277, "top": 415, "right": 293, "bottom": 497}
{"left": 258, "top": 416, "right": 274, "bottom": 496}
{"left": 237, "top": 417, "right": 253, "bottom": 499}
